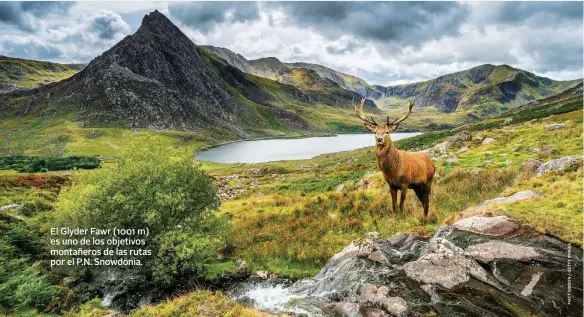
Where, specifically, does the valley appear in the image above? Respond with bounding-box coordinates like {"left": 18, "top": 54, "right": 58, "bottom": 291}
{"left": 0, "top": 8, "right": 582, "bottom": 317}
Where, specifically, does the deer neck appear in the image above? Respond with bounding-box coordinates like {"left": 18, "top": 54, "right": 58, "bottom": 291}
{"left": 375, "top": 142, "right": 399, "bottom": 169}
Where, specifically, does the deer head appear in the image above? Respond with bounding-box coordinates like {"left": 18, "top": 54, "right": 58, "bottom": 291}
{"left": 353, "top": 98, "right": 414, "bottom": 146}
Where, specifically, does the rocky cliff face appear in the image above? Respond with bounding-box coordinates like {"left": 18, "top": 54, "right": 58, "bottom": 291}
{"left": 238, "top": 216, "right": 582, "bottom": 317}
{"left": 2, "top": 11, "right": 333, "bottom": 136}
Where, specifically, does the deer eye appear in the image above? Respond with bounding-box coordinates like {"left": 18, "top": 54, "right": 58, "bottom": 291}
{"left": 385, "top": 131, "right": 389, "bottom": 134}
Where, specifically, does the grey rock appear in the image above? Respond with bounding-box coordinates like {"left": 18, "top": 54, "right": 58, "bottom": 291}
{"left": 520, "top": 158, "right": 542, "bottom": 172}
{"left": 537, "top": 145, "right": 555, "bottom": 155}
{"left": 544, "top": 122, "right": 568, "bottom": 131}
{"left": 536, "top": 155, "right": 583, "bottom": 176}
{"left": 503, "top": 118, "right": 513, "bottom": 125}
{"left": 479, "top": 190, "right": 540, "bottom": 206}
{"left": 336, "top": 183, "right": 345, "bottom": 193}
{"left": 481, "top": 137, "right": 496, "bottom": 145}
{"left": 0, "top": 203, "right": 23, "bottom": 212}
{"left": 360, "top": 284, "right": 409, "bottom": 317}
{"left": 468, "top": 241, "right": 540, "bottom": 262}
{"left": 402, "top": 238, "right": 496, "bottom": 289}
{"left": 447, "top": 130, "right": 471, "bottom": 149}
{"left": 457, "top": 145, "right": 469, "bottom": 154}
{"left": 453, "top": 216, "right": 518, "bottom": 236}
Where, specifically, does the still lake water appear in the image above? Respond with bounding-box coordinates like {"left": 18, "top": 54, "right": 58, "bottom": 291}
{"left": 195, "top": 133, "right": 421, "bottom": 163}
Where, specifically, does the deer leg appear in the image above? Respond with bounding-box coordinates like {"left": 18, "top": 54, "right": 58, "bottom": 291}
{"left": 390, "top": 187, "right": 398, "bottom": 213}
{"left": 399, "top": 186, "right": 407, "bottom": 214}
{"left": 422, "top": 184, "right": 434, "bottom": 223}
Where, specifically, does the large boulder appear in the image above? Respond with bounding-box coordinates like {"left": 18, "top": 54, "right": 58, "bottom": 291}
{"left": 520, "top": 158, "right": 542, "bottom": 172}
{"left": 536, "top": 155, "right": 583, "bottom": 176}
{"left": 252, "top": 217, "right": 583, "bottom": 317}
{"left": 453, "top": 215, "right": 518, "bottom": 236}
{"left": 544, "top": 122, "right": 568, "bottom": 131}
{"left": 447, "top": 130, "right": 471, "bottom": 149}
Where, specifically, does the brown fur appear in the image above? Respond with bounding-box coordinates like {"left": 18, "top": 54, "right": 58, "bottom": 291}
{"left": 370, "top": 125, "right": 435, "bottom": 220}
{"left": 354, "top": 98, "right": 435, "bottom": 221}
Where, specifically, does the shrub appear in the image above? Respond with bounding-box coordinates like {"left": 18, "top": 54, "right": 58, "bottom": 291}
{"left": 50, "top": 137, "right": 227, "bottom": 293}
{"left": 0, "top": 156, "right": 100, "bottom": 173}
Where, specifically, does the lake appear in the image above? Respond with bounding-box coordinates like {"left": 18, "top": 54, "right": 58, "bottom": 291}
{"left": 195, "top": 133, "right": 421, "bottom": 163}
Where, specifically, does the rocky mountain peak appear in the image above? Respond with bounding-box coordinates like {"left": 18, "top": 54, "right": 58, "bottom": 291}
{"left": 136, "top": 10, "right": 190, "bottom": 43}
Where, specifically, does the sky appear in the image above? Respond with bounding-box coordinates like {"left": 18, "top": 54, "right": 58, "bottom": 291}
{"left": 0, "top": 1, "right": 582, "bottom": 86}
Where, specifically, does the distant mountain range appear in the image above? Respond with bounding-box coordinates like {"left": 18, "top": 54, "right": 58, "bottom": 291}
{"left": 202, "top": 45, "right": 580, "bottom": 117}
{"left": 0, "top": 10, "right": 581, "bottom": 139}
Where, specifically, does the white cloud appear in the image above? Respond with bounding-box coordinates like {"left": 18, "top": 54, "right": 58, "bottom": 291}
{"left": 0, "top": 2, "right": 581, "bottom": 86}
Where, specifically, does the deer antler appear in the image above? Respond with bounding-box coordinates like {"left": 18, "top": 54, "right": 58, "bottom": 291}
{"left": 353, "top": 98, "right": 377, "bottom": 127}
{"left": 390, "top": 99, "right": 415, "bottom": 128}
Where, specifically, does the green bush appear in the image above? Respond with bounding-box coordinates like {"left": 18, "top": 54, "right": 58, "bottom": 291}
{"left": 0, "top": 156, "right": 101, "bottom": 173}
{"left": 0, "top": 220, "right": 57, "bottom": 314}
{"left": 50, "top": 137, "right": 227, "bottom": 289}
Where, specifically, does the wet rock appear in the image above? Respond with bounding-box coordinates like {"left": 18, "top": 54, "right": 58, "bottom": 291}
{"left": 367, "top": 251, "right": 389, "bottom": 265}
{"left": 257, "top": 218, "right": 583, "bottom": 317}
{"left": 402, "top": 238, "right": 497, "bottom": 289}
{"left": 544, "top": 122, "right": 567, "bottom": 131}
{"left": 453, "top": 216, "right": 518, "bottom": 236}
{"left": 256, "top": 271, "right": 276, "bottom": 280}
{"left": 481, "top": 137, "right": 496, "bottom": 145}
{"left": 468, "top": 241, "right": 540, "bottom": 262}
{"left": 360, "top": 284, "right": 408, "bottom": 317}
{"left": 520, "top": 158, "right": 542, "bottom": 172}
{"left": 536, "top": 155, "right": 583, "bottom": 176}
{"left": 326, "top": 302, "right": 361, "bottom": 317}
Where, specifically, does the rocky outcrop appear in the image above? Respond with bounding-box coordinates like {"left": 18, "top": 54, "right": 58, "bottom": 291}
{"left": 536, "top": 155, "right": 583, "bottom": 176}
{"left": 481, "top": 137, "right": 496, "bottom": 145}
{"left": 260, "top": 216, "right": 582, "bottom": 317}
{"left": 544, "top": 122, "right": 568, "bottom": 131}
{"left": 446, "top": 130, "right": 471, "bottom": 149}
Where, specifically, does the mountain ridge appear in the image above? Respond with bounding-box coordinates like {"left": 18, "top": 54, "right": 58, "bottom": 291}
{"left": 0, "top": 10, "right": 368, "bottom": 138}
{"left": 201, "top": 45, "right": 581, "bottom": 116}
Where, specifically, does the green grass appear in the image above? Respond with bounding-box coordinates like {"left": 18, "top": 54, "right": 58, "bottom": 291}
{"left": 207, "top": 106, "right": 583, "bottom": 277}
{"left": 0, "top": 56, "right": 81, "bottom": 92}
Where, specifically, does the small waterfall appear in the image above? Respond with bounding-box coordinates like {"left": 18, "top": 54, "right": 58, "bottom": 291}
{"left": 233, "top": 280, "right": 326, "bottom": 316}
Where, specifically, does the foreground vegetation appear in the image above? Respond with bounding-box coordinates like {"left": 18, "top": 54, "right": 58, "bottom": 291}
{"left": 0, "top": 86, "right": 581, "bottom": 315}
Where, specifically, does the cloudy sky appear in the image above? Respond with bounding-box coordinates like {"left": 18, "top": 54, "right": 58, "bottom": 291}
{"left": 0, "top": 1, "right": 582, "bottom": 86}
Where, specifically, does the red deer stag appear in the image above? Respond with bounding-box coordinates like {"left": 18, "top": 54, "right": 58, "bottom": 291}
{"left": 354, "top": 98, "right": 436, "bottom": 222}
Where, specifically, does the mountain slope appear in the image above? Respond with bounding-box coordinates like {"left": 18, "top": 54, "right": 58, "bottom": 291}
{"left": 201, "top": 45, "right": 580, "bottom": 117}
{"left": 201, "top": 46, "right": 340, "bottom": 90}
{"left": 376, "top": 64, "right": 580, "bottom": 114}
{"left": 0, "top": 11, "right": 367, "bottom": 139}
{"left": 0, "top": 56, "right": 84, "bottom": 93}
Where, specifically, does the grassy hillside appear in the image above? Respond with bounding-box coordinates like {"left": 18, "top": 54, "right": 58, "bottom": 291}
{"left": 198, "top": 89, "right": 583, "bottom": 277}
{"left": 0, "top": 85, "right": 580, "bottom": 316}
{"left": 201, "top": 46, "right": 581, "bottom": 119}
{"left": 0, "top": 56, "right": 83, "bottom": 93}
